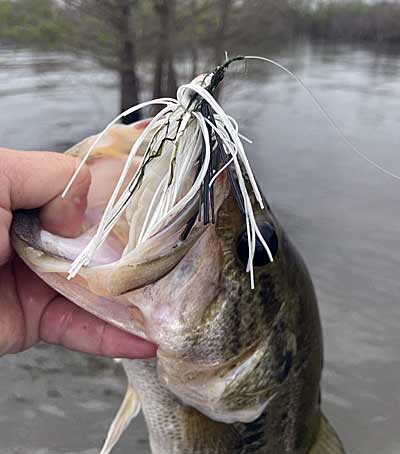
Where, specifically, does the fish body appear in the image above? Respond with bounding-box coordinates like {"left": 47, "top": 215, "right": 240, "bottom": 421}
{"left": 118, "top": 190, "right": 326, "bottom": 454}
{"left": 11, "top": 120, "right": 344, "bottom": 454}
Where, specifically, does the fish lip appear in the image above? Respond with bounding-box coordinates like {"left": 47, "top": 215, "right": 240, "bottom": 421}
{"left": 11, "top": 209, "right": 64, "bottom": 258}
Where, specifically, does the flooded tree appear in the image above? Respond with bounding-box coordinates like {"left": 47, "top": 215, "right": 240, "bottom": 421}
{"left": 152, "top": 0, "right": 178, "bottom": 100}
{"left": 2, "top": 0, "right": 400, "bottom": 124}
{"left": 188, "top": 0, "right": 200, "bottom": 78}
{"left": 213, "top": 0, "right": 233, "bottom": 66}
{"left": 64, "top": 0, "right": 141, "bottom": 123}
{"left": 118, "top": 0, "right": 141, "bottom": 123}
{"left": 0, "top": 0, "right": 71, "bottom": 50}
{"left": 307, "top": 0, "right": 400, "bottom": 42}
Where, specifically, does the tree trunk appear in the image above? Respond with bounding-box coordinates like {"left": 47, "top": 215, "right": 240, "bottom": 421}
{"left": 152, "top": 3, "right": 165, "bottom": 101}
{"left": 153, "top": 0, "right": 177, "bottom": 103}
{"left": 119, "top": 0, "right": 140, "bottom": 124}
{"left": 212, "top": 0, "right": 233, "bottom": 99}
{"left": 166, "top": 0, "right": 177, "bottom": 97}
{"left": 191, "top": 44, "right": 199, "bottom": 79}
{"left": 214, "top": 0, "right": 233, "bottom": 67}
{"left": 190, "top": 0, "right": 199, "bottom": 79}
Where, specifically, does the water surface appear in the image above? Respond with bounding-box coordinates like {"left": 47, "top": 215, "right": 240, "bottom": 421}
{"left": 1, "top": 43, "right": 400, "bottom": 454}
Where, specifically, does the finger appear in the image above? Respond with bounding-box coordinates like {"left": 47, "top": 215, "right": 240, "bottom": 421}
{"left": 0, "top": 212, "right": 12, "bottom": 266}
{"left": 1, "top": 149, "right": 91, "bottom": 237}
{"left": 0, "top": 263, "right": 24, "bottom": 356}
{"left": 40, "top": 296, "right": 157, "bottom": 359}
{"left": 40, "top": 164, "right": 90, "bottom": 237}
{"left": 11, "top": 257, "right": 57, "bottom": 349}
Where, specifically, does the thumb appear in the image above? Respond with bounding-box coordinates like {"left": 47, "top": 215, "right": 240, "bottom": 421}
{"left": 1, "top": 149, "right": 91, "bottom": 237}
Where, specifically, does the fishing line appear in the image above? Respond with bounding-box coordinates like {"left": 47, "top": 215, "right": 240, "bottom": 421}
{"left": 243, "top": 55, "right": 400, "bottom": 181}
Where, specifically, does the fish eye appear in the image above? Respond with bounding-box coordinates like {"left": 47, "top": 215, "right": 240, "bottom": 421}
{"left": 236, "top": 223, "right": 278, "bottom": 267}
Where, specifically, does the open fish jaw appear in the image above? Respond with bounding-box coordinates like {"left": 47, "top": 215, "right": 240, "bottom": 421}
{"left": 11, "top": 120, "right": 228, "bottom": 338}
{"left": 12, "top": 118, "right": 218, "bottom": 293}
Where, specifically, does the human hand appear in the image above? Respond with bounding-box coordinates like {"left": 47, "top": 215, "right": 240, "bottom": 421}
{"left": 0, "top": 148, "right": 156, "bottom": 358}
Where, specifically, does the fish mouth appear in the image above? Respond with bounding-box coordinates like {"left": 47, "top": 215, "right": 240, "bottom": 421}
{"left": 11, "top": 125, "right": 229, "bottom": 341}
{"left": 11, "top": 124, "right": 229, "bottom": 298}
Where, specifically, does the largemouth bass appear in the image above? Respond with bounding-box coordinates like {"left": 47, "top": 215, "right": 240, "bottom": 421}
{"left": 11, "top": 83, "right": 345, "bottom": 453}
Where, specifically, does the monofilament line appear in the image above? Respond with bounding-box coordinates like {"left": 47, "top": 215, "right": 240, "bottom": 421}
{"left": 244, "top": 55, "right": 400, "bottom": 181}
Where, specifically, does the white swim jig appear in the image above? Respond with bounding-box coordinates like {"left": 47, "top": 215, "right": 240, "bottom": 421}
{"left": 63, "top": 55, "right": 400, "bottom": 289}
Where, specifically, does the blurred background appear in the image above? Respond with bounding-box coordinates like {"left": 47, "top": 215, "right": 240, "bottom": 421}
{"left": 1, "top": 1, "right": 400, "bottom": 453}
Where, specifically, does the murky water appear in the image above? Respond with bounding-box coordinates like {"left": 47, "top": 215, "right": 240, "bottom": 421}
{"left": 1, "top": 43, "right": 400, "bottom": 454}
